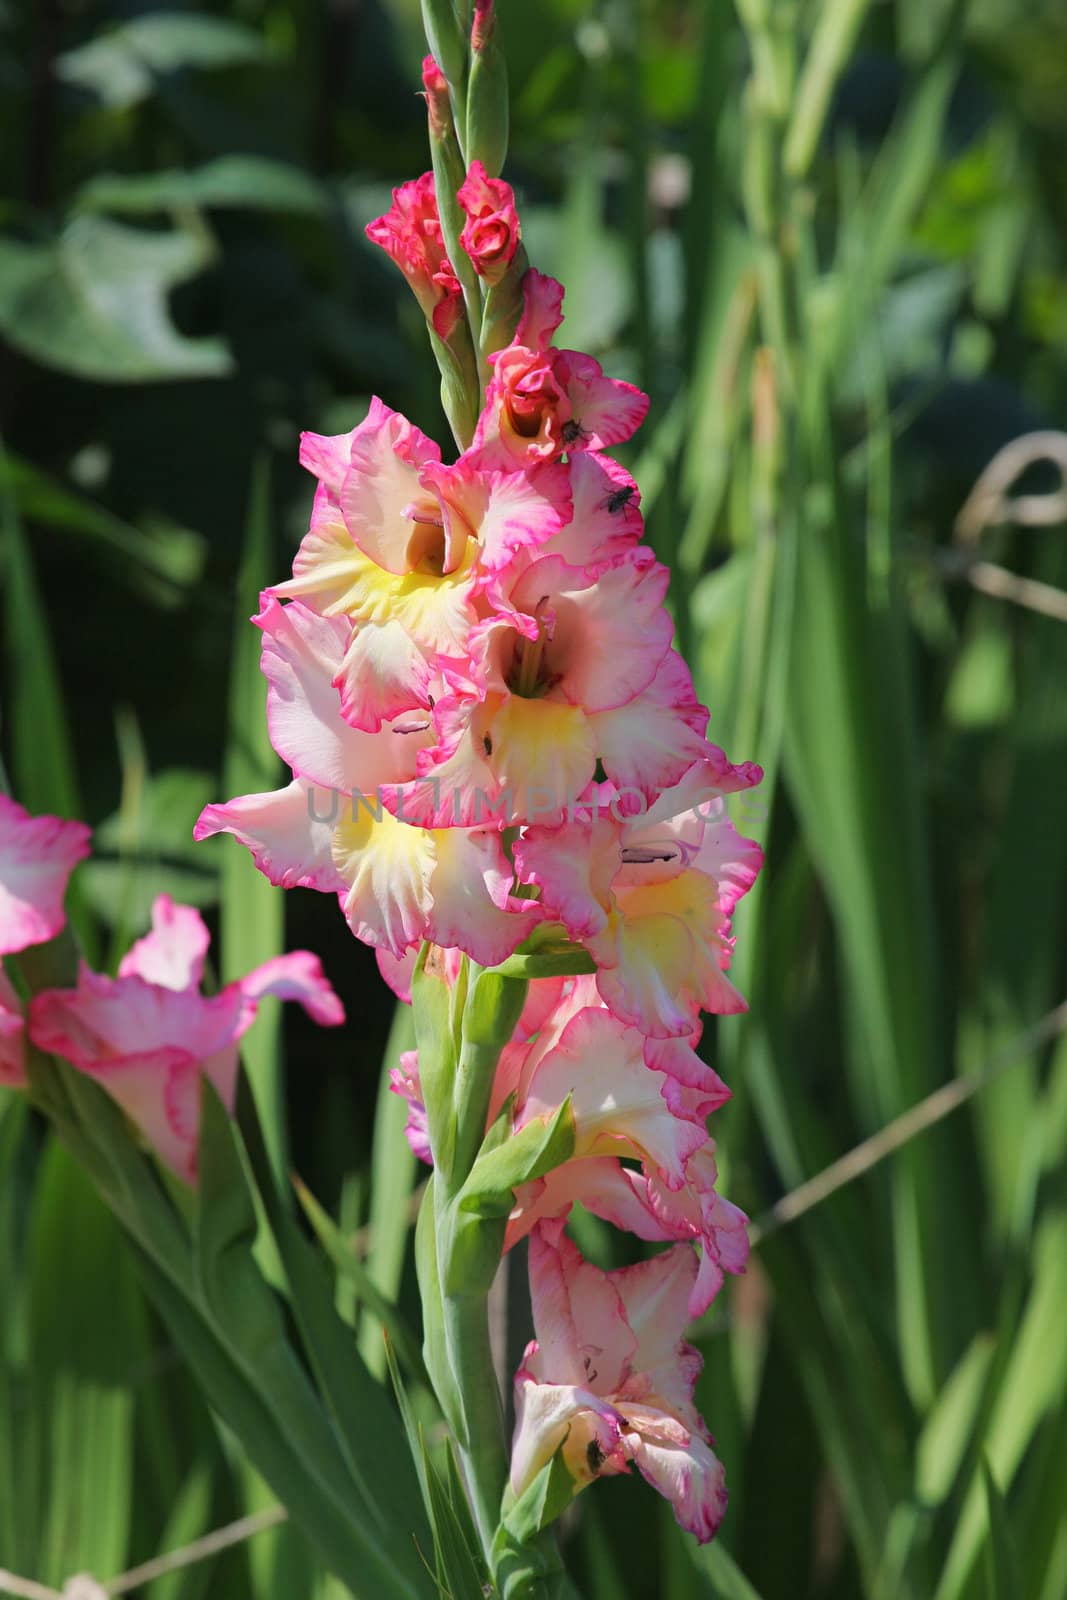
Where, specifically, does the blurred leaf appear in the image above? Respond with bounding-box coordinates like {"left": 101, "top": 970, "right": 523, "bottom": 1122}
{"left": 144, "top": 1463, "right": 214, "bottom": 1600}
{"left": 357, "top": 999, "right": 418, "bottom": 1379}
{"left": 77, "top": 156, "right": 330, "bottom": 218}
{"left": 935, "top": 1210, "right": 1067, "bottom": 1599}
{"left": 0, "top": 217, "right": 232, "bottom": 383}
{"left": 1, "top": 463, "right": 82, "bottom": 821}
{"left": 235, "top": 1078, "right": 436, "bottom": 1591}
{"left": 688, "top": 1538, "right": 767, "bottom": 1600}
{"left": 0, "top": 1095, "right": 33, "bottom": 1571}
{"left": 30, "top": 1139, "right": 147, "bottom": 1586}
{"left": 293, "top": 1172, "right": 429, "bottom": 1390}
{"left": 82, "top": 767, "right": 218, "bottom": 927}
{"left": 195, "top": 1079, "right": 435, "bottom": 1598}
{"left": 56, "top": 14, "right": 271, "bottom": 109}
{"left": 220, "top": 459, "right": 285, "bottom": 1171}
{"left": 421, "top": 1434, "right": 489, "bottom": 1600}
{"left": 0, "top": 450, "right": 205, "bottom": 604}
{"left": 916, "top": 1334, "right": 996, "bottom": 1506}
{"left": 981, "top": 1457, "right": 1024, "bottom": 1600}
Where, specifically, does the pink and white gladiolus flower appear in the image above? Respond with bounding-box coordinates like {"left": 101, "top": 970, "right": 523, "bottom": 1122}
{"left": 473, "top": 271, "right": 649, "bottom": 469}
{"left": 29, "top": 894, "right": 344, "bottom": 1183}
{"left": 194, "top": 596, "right": 540, "bottom": 966}
{"left": 0, "top": 795, "right": 90, "bottom": 1091}
{"left": 511, "top": 1221, "right": 729, "bottom": 1542}
{"left": 494, "top": 976, "right": 729, "bottom": 1191}
{"left": 515, "top": 757, "right": 764, "bottom": 1036}
{"left": 0, "top": 794, "right": 89, "bottom": 958}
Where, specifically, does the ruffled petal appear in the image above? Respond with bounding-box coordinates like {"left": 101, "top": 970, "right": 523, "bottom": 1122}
{"left": 555, "top": 350, "right": 649, "bottom": 450}
{"left": 426, "top": 457, "right": 572, "bottom": 572}
{"left": 194, "top": 779, "right": 345, "bottom": 895}
{"left": 339, "top": 401, "right": 441, "bottom": 576}
{"left": 237, "top": 951, "right": 345, "bottom": 1028}
{"left": 537, "top": 551, "right": 672, "bottom": 714}
{"left": 591, "top": 651, "right": 711, "bottom": 802}
{"left": 515, "top": 269, "right": 565, "bottom": 352}
{"left": 331, "top": 805, "right": 435, "bottom": 957}
{"left": 543, "top": 452, "right": 642, "bottom": 568}
{"left": 0, "top": 796, "right": 90, "bottom": 957}
{"left": 513, "top": 815, "right": 618, "bottom": 939}
{"left": 118, "top": 895, "right": 211, "bottom": 992}
{"left": 256, "top": 595, "right": 431, "bottom": 789}
{"left": 425, "top": 827, "right": 536, "bottom": 966}
{"left": 333, "top": 619, "right": 436, "bottom": 734}
{"left": 517, "top": 1007, "right": 707, "bottom": 1189}
{"left": 29, "top": 967, "right": 243, "bottom": 1071}
{"left": 530, "top": 1222, "right": 637, "bottom": 1395}
{"left": 618, "top": 1410, "right": 728, "bottom": 1543}
{"left": 510, "top": 1370, "right": 624, "bottom": 1498}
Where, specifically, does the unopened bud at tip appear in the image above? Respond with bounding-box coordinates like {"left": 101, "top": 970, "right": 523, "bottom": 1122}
{"left": 421, "top": 53, "right": 451, "bottom": 140}
{"left": 472, "top": 0, "right": 494, "bottom": 53}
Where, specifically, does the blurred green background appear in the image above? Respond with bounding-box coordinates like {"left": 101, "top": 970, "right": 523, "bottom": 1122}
{"left": 2, "top": 0, "right": 1066, "bottom": 1596}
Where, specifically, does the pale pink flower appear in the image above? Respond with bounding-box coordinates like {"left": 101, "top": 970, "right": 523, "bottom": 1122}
{"left": 458, "top": 160, "right": 520, "bottom": 285}
{"left": 473, "top": 272, "right": 649, "bottom": 468}
{"left": 382, "top": 548, "right": 686, "bottom": 827}
{"left": 194, "top": 598, "right": 538, "bottom": 966}
{"left": 0, "top": 795, "right": 90, "bottom": 957}
{"left": 511, "top": 1221, "right": 728, "bottom": 1542}
{"left": 507, "top": 1151, "right": 749, "bottom": 1320}
{"left": 366, "top": 172, "right": 463, "bottom": 339}
{"left": 514, "top": 757, "right": 763, "bottom": 1037}
{"left": 492, "top": 977, "right": 728, "bottom": 1190}
{"left": 272, "top": 399, "right": 571, "bottom": 732}
{"left": 29, "top": 895, "right": 343, "bottom": 1183}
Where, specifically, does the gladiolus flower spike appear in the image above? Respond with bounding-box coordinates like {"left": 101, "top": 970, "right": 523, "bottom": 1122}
{"left": 195, "top": 50, "right": 762, "bottom": 1579}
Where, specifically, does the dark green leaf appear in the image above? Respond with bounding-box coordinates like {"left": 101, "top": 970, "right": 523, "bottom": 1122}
{"left": 0, "top": 218, "right": 232, "bottom": 382}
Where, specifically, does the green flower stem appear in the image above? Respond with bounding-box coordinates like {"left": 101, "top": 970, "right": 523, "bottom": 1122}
{"left": 438, "top": 1211, "right": 510, "bottom": 1551}
{"left": 416, "top": 958, "right": 558, "bottom": 1581}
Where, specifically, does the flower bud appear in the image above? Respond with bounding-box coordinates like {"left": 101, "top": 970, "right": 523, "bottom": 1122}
{"left": 465, "top": 27, "right": 509, "bottom": 177}
{"left": 457, "top": 159, "right": 520, "bottom": 286}
{"left": 421, "top": 53, "right": 451, "bottom": 142}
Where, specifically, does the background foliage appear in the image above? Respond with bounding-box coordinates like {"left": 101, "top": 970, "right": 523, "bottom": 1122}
{"left": 2, "top": 0, "right": 1066, "bottom": 1595}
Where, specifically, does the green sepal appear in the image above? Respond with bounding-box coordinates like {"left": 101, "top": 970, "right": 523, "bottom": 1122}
{"left": 420, "top": 0, "right": 467, "bottom": 89}
{"left": 492, "top": 1451, "right": 574, "bottom": 1600}
{"left": 494, "top": 944, "right": 597, "bottom": 980}
{"left": 441, "top": 1101, "right": 575, "bottom": 1297}
{"left": 481, "top": 246, "right": 529, "bottom": 358}
{"left": 412, "top": 945, "right": 460, "bottom": 1186}
{"left": 463, "top": 966, "right": 529, "bottom": 1050}
{"left": 414, "top": 1174, "right": 464, "bottom": 1435}
{"left": 457, "top": 1099, "right": 576, "bottom": 1221}
{"left": 499, "top": 1450, "right": 576, "bottom": 1546}
{"left": 429, "top": 321, "right": 480, "bottom": 453}
{"left": 466, "top": 39, "right": 509, "bottom": 178}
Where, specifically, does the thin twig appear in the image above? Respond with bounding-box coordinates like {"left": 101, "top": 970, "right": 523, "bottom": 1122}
{"left": 955, "top": 430, "right": 1067, "bottom": 543}
{"left": 935, "top": 548, "right": 1067, "bottom": 624}
{"left": 103, "top": 1505, "right": 288, "bottom": 1595}
{"left": 0, "top": 1573, "right": 62, "bottom": 1600}
{"left": 751, "top": 997, "right": 1067, "bottom": 1245}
